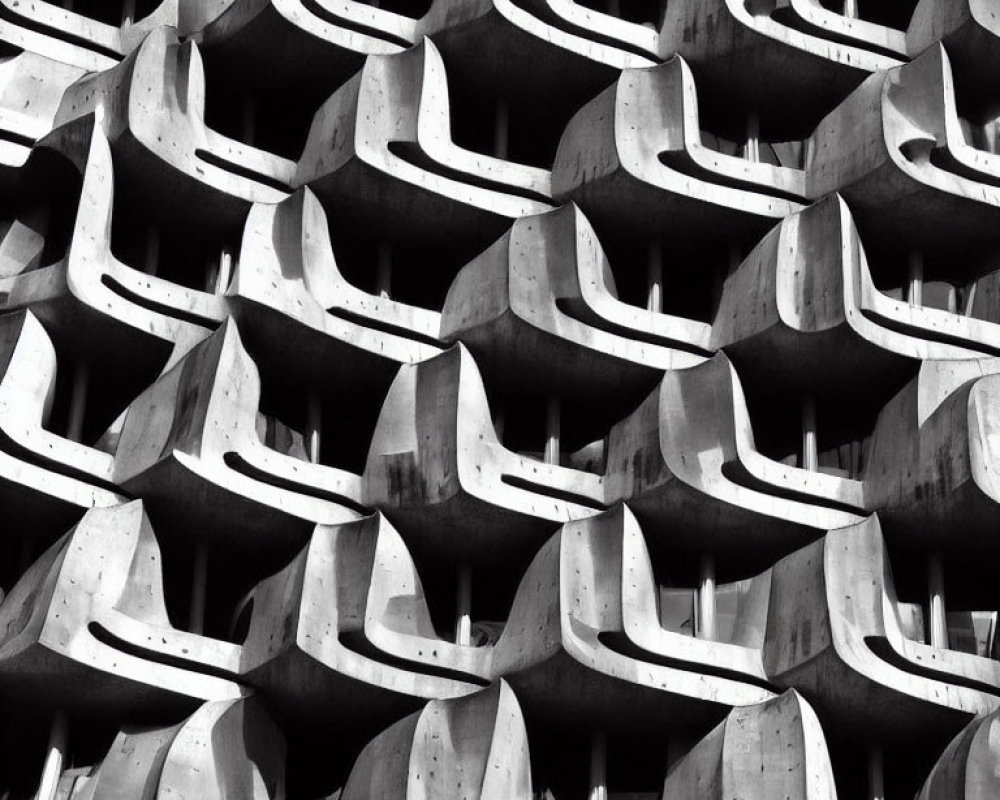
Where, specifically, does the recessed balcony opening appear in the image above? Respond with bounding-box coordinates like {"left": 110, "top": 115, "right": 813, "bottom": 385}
{"left": 0, "top": 715, "right": 123, "bottom": 800}
{"left": 110, "top": 154, "right": 245, "bottom": 294}
{"left": 650, "top": 548, "right": 768, "bottom": 640}
{"left": 574, "top": 0, "right": 664, "bottom": 27}
{"left": 735, "top": 376, "right": 885, "bottom": 481}
{"left": 612, "top": 237, "right": 733, "bottom": 326}
{"left": 826, "top": 736, "right": 940, "bottom": 800}
{"left": 200, "top": 50, "right": 327, "bottom": 162}
{"left": 66, "top": 0, "right": 161, "bottom": 26}
{"left": 349, "top": 0, "right": 432, "bottom": 14}
{"left": 254, "top": 362, "right": 385, "bottom": 477}
{"left": 887, "top": 546, "right": 1000, "bottom": 659}
{"left": 693, "top": 79, "right": 812, "bottom": 164}
{"left": 283, "top": 731, "right": 373, "bottom": 800}
{"left": 865, "top": 239, "right": 1000, "bottom": 312}
{"left": 817, "top": 0, "right": 919, "bottom": 31}
{"left": 328, "top": 232, "right": 455, "bottom": 315}
{"left": 0, "top": 150, "right": 82, "bottom": 277}
{"left": 396, "top": 549, "right": 519, "bottom": 648}
{"left": 155, "top": 520, "right": 299, "bottom": 645}
{"left": 443, "top": 54, "right": 594, "bottom": 171}
{"left": 0, "top": 709, "right": 54, "bottom": 798}
{"left": 44, "top": 345, "right": 157, "bottom": 449}
{"left": 529, "top": 720, "right": 717, "bottom": 800}
{"left": 442, "top": 68, "right": 565, "bottom": 171}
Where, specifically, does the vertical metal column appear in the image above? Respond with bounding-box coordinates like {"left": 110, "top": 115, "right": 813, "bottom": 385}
{"left": 306, "top": 393, "right": 322, "bottom": 465}
{"left": 544, "top": 396, "right": 560, "bottom": 466}
{"left": 189, "top": 542, "right": 209, "bottom": 635}
{"left": 589, "top": 732, "right": 608, "bottom": 800}
{"left": 377, "top": 244, "right": 392, "bottom": 299}
{"left": 647, "top": 241, "right": 663, "bottom": 314}
{"left": 802, "top": 396, "right": 818, "bottom": 472}
{"left": 455, "top": 565, "right": 472, "bottom": 646}
{"left": 908, "top": 250, "right": 924, "bottom": 308}
{"left": 928, "top": 552, "right": 948, "bottom": 650}
{"left": 868, "top": 745, "right": 884, "bottom": 800}
{"left": 35, "top": 711, "right": 69, "bottom": 800}
{"left": 66, "top": 361, "right": 89, "bottom": 444}
{"left": 697, "top": 554, "right": 716, "bottom": 641}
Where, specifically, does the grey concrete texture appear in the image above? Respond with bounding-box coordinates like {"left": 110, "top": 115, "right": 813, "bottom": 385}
{"left": 0, "top": 1, "right": 999, "bottom": 798}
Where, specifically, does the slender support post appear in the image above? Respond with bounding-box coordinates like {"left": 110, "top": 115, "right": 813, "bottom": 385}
{"left": 376, "top": 244, "right": 392, "bottom": 299}
{"left": 868, "top": 745, "right": 884, "bottom": 800}
{"left": 589, "top": 732, "right": 608, "bottom": 800}
{"left": 697, "top": 554, "right": 716, "bottom": 641}
{"left": 35, "top": 711, "right": 69, "bottom": 800}
{"left": 745, "top": 111, "right": 760, "bottom": 163}
{"left": 122, "top": 0, "right": 136, "bottom": 25}
{"left": 189, "top": 541, "right": 209, "bottom": 635}
{"left": 802, "top": 396, "right": 818, "bottom": 472}
{"left": 544, "top": 396, "right": 560, "bottom": 466}
{"left": 455, "top": 565, "right": 472, "bottom": 646}
{"left": 494, "top": 99, "right": 509, "bottom": 160}
{"left": 647, "top": 240, "right": 663, "bottom": 314}
{"left": 908, "top": 250, "right": 924, "bottom": 308}
{"left": 215, "top": 247, "right": 233, "bottom": 295}
{"left": 306, "top": 393, "right": 322, "bottom": 465}
{"left": 850, "top": 439, "right": 861, "bottom": 479}
{"left": 66, "top": 361, "right": 89, "bottom": 444}
{"left": 145, "top": 227, "right": 159, "bottom": 277}
{"left": 844, "top": 0, "right": 858, "bottom": 19}
{"left": 205, "top": 254, "right": 218, "bottom": 294}
{"left": 928, "top": 551, "right": 948, "bottom": 649}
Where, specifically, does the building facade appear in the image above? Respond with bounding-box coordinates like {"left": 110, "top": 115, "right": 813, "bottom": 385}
{"left": 0, "top": 1, "right": 998, "bottom": 798}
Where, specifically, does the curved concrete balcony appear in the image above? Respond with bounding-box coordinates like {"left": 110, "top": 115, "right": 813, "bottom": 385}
{"left": 0, "top": 502, "right": 244, "bottom": 717}
{"left": 807, "top": 44, "right": 1000, "bottom": 253}
{"left": 0, "top": 50, "right": 83, "bottom": 182}
{"left": 113, "top": 320, "right": 364, "bottom": 549}
{"left": 295, "top": 37, "right": 554, "bottom": 262}
{"left": 916, "top": 705, "right": 1000, "bottom": 800}
{"left": 240, "top": 512, "right": 487, "bottom": 729}
{"left": 491, "top": 505, "right": 775, "bottom": 729}
{"left": 193, "top": 0, "right": 418, "bottom": 91}
{"left": 441, "top": 203, "right": 711, "bottom": 428}
{"left": 418, "top": 0, "right": 658, "bottom": 107}
{"left": 764, "top": 515, "right": 1000, "bottom": 738}
{"left": 228, "top": 187, "right": 444, "bottom": 396}
{"left": 605, "top": 351, "right": 865, "bottom": 560}
{"left": 659, "top": 0, "right": 908, "bottom": 133}
{"left": 0, "top": 0, "right": 134, "bottom": 72}
{"left": 863, "top": 358, "right": 1000, "bottom": 554}
{"left": 908, "top": 0, "right": 1000, "bottom": 112}
{"left": 661, "top": 690, "right": 837, "bottom": 799}
{"left": 1, "top": 121, "right": 219, "bottom": 382}
{"left": 57, "top": 697, "right": 284, "bottom": 799}
{"left": 715, "top": 194, "right": 1000, "bottom": 403}
{"left": 341, "top": 680, "right": 532, "bottom": 800}
{"left": 0, "top": 311, "right": 122, "bottom": 529}
{"left": 363, "top": 343, "right": 607, "bottom": 564}
{"left": 53, "top": 27, "right": 294, "bottom": 229}
{"left": 553, "top": 54, "right": 806, "bottom": 248}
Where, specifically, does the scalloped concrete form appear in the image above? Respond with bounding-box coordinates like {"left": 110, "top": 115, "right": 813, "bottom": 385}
{"left": 1, "top": 2, "right": 1000, "bottom": 799}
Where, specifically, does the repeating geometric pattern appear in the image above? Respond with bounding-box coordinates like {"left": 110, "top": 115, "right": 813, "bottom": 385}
{"left": 1, "top": 2, "right": 999, "bottom": 799}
